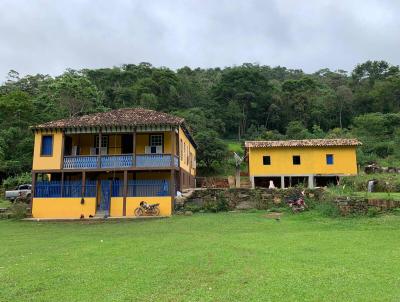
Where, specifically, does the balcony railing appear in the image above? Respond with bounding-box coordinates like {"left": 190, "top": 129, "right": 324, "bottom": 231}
{"left": 63, "top": 154, "right": 179, "bottom": 169}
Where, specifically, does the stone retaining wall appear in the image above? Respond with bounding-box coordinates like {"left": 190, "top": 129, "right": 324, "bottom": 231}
{"left": 335, "top": 197, "right": 400, "bottom": 216}
{"left": 180, "top": 188, "right": 400, "bottom": 216}
{"left": 181, "top": 188, "right": 324, "bottom": 212}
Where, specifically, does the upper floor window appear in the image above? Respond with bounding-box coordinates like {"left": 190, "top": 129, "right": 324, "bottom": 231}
{"left": 293, "top": 155, "right": 301, "bottom": 165}
{"left": 326, "top": 154, "right": 334, "bottom": 165}
{"left": 94, "top": 135, "right": 108, "bottom": 155}
{"left": 150, "top": 134, "right": 163, "bottom": 147}
{"left": 263, "top": 156, "right": 271, "bottom": 165}
{"left": 41, "top": 135, "right": 53, "bottom": 156}
{"left": 95, "top": 135, "right": 108, "bottom": 148}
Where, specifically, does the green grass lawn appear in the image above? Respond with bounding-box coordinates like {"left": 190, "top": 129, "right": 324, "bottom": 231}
{"left": 1, "top": 212, "right": 400, "bottom": 301}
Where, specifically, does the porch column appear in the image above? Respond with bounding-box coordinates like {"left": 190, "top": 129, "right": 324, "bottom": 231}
{"left": 81, "top": 171, "right": 86, "bottom": 196}
{"left": 170, "top": 129, "right": 176, "bottom": 167}
{"left": 97, "top": 129, "right": 102, "bottom": 168}
{"left": 250, "top": 176, "right": 255, "bottom": 189}
{"left": 60, "top": 131, "right": 65, "bottom": 169}
{"left": 61, "top": 172, "right": 64, "bottom": 197}
{"left": 31, "top": 171, "right": 36, "bottom": 198}
{"left": 170, "top": 169, "right": 175, "bottom": 214}
{"left": 123, "top": 170, "right": 128, "bottom": 216}
{"left": 30, "top": 172, "right": 36, "bottom": 214}
{"left": 308, "top": 175, "right": 314, "bottom": 189}
{"left": 280, "top": 176, "right": 285, "bottom": 189}
{"left": 132, "top": 131, "right": 136, "bottom": 167}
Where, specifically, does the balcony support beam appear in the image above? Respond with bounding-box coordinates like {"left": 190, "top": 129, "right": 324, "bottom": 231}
{"left": 170, "top": 130, "right": 176, "bottom": 167}
{"left": 170, "top": 169, "right": 176, "bottom": 214}
{"left": 61, "top": 172, "right": 64, "bottom": 197}
{"left": 81, "top": 171, "right": 86, "bottom": 197}
{"left": 97, "top": 130, "right": 102, "bottom": 168}
{"left": 123, "top": 170, "right": 128, "bottom": 216}
{"left": 60, "top": 131, "right": 65, "bottom": 169}
{"left": 132, "top": 132, "right": 136, "bottom": 167}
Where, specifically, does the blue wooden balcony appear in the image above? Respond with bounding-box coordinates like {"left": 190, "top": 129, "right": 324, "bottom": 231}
{"left": 63, "top": 154, "right": 179, "bottom": 169}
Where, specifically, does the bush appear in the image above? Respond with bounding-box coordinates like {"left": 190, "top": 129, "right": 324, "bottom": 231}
{"left": 2, "top": 172, "right": 32, "bottom": 190}
{"left": 340, "top": 174, "right": 400, "bottom": 192}
{"left": 8, "top": 202, "right": 29, "bottom": 219}
{"left": 314, "top": 202, "right": 340, "bottom": 217}
{"left": 204, "top": 193, "right": 230, "bottom": 212}
{"left": 367, "top": 207, "right": 381, "bottom": 217}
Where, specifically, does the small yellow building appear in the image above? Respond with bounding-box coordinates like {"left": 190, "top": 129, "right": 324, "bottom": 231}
{"left": 245, "top": 139, "right": 361, "bottom": 188}
{"left": 31, "top": 108, "right": 196, "bottom": 219}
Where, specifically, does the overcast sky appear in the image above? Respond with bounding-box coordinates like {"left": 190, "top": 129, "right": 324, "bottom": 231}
{"left": 0, "top": 0, "right": 399, "bottom": 79}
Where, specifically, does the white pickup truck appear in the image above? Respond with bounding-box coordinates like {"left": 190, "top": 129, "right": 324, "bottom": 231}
{"left": 5, "top": 184, "right": 32, "bottom": 201}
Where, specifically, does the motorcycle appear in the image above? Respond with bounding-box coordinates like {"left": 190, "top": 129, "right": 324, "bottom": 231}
{"left": 286, "top": 191, "right": 307, "bottom": 213}
{"left": 134, "top": 201, "right": 160, "bottom": 216}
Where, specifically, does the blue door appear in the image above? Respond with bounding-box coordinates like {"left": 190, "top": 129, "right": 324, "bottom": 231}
{"left": 100, "top": 180, "right": 111, "bottom": 215}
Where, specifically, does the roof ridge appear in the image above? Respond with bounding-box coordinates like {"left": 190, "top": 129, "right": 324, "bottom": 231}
{"left": 245, "top": 138, "right": 362, "bottom": 148}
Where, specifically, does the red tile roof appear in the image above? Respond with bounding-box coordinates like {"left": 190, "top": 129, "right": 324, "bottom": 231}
{"left": 33, "top": 108, "right": 184, "bottom": 129}
{"left": 32, "top": 108, "right": 196, "bottom": 148}
{"left": 245, "top": 139, "right": 362, "bottom": 148}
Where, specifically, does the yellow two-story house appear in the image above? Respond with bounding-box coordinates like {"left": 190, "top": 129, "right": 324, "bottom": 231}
{"left": 245, "top": 139, "right": 361, "bottom": 189}
{"left": 31, "top": 108, "right": 196, "bottom": 219}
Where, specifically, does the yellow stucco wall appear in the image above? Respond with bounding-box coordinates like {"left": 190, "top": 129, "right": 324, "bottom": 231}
{"left": 110, "top": 196, "right": 172, "bottom": 217}
{"left": 135, "top": 132, "right": 172, "bottom": 154}
{"left": 248, "top": 146, "right": 358, "bottom": 176}
{"left": 32, "top": 132, "right": 63, "bottom": 170}
{"left": 178, "top": 127, "right": 196, "bottom": 176}
{"left": 32, "top": 197, "right": 96, "bottom": 218}
{"left": 33, "top": 130, "right": 196, "bottom": 173}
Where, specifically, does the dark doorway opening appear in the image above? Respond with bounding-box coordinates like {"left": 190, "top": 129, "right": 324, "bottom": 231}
{"left": 254, "top": 177, "right": 282, "bottom": 188}
{"left": 122, "top": 134, "right": 133, "bottom": 154}
{"left": 315, "top": 176, "right": 338, "bottom": 187}
{"left": 284, "top": 176, "right": 308, "bottom": 188}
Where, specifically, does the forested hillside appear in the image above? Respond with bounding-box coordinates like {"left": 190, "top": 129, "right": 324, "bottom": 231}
{"left": 0, "top": 60, "right": 399, "bottom": 179}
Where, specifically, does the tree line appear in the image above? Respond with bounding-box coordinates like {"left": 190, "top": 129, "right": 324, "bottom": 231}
{"left": 0, "top": 60, "right": 399, "bottom": 178}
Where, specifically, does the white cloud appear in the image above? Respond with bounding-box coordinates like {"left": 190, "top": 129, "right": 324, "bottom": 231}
{"left": 0, "top": 0, "right": 399, "bottom": 79}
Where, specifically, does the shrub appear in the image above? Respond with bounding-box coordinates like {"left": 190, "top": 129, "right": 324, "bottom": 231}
{"left": 367, "top": 207, "right": 381, "bottom": 217}
{"left": 204, "top": 193, "right": 230, "bottom": 212}
{"left": 184, "top": 204, "right": 202, "bottom": 213}
{"left": 8, "top": 202, "right": 28, "bottom": 219}
{"left": 314, "top": 202, "right": 340, "bottom": 217}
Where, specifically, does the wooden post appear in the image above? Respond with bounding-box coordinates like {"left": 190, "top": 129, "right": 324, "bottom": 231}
{"left": 82, "top": 171, "right": 86, "bottom": 197}
{"left": 30, "top": 171, "right": 36, "bottom": 214}
{"left": 170, "top": 169, "right": 175, "bottom": 197}
{"left": 97, "top": 129, "right": 102, "bottom": 168}
{"left": 60, "top": 131, "right": 65, "bottom": 169}
{"left": 132, "top": 131, "right": 136, "bottom": 167}
{"left": 31, "top": 171, "right": 36, "bottom": 198}
{"left": 61, "top": 172, "right": 65, "bottom": 197}
{"left": 170, "top": 169, "right": 175, "bottom": 214}
{"left": 235, "top": 166, "right": 241, "bottom": 188}
{"left": 123, "top": 170, "right": 128, "bottom": 216}
{"left": 170, "top": 129, "right": 176, "bottom": 167}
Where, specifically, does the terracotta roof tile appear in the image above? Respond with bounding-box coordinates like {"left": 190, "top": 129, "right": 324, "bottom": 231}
{"left": 33, "top": 108, "right": 184, "bottom": 129}
{"left": 245, "top": 139, "right": 362, "bottom": 148}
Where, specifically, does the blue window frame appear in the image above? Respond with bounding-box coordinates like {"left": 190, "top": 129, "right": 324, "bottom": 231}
{"left": 41, "top": 135, "right": 53, "bottom": 156}
{"left": 326, "top": 154, "right": 334, "bottom": 165}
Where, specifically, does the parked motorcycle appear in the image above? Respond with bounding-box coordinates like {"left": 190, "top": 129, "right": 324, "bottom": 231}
{"left": 286, "top": 191, "right": 307, "bottom": 213}
{"left": 134, "top": 201, "right": 160, "bottom": 216}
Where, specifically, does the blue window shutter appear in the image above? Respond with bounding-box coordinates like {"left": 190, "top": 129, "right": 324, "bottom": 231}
{"left": 41, "top": 135, "right": 53, "bottom": 156}
{"left": 326, "top": 154, "right": 333, "bottom": 165}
